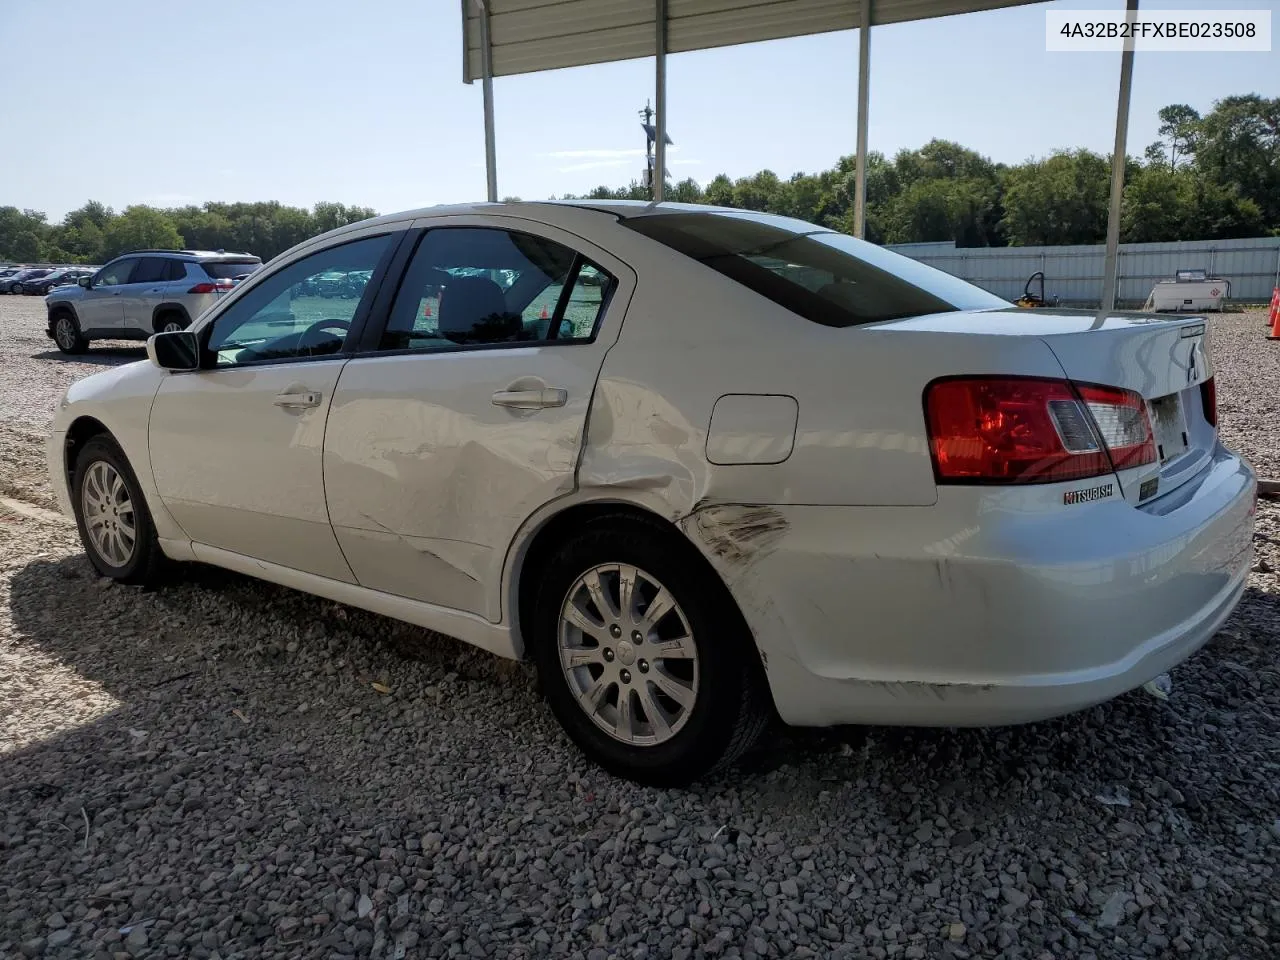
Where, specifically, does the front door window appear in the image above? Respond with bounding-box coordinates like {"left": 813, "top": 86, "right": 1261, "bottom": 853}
{"left": 205, "top": 235, "right": 393, "bottom": 366}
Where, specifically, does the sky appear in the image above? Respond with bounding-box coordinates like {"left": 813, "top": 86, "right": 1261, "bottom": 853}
{"left": 1, "top": 0, "right": 1276, "bottom": 222}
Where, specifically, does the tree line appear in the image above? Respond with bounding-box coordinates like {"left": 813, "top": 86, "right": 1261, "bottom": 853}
{"left": 0, "top": 201, "right": 378, "bottom": 265}
{"left": 1, "top": 94, "right": 1274, "bottom": 265}
{"left": 564, "top": 94, "right": 1277, "bottom": 247}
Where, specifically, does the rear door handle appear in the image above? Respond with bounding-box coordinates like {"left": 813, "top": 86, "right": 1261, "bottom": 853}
{"left": 273, "top": 390, "right": 322, "bottom": 409}
{"left": 491, "top": 388, "right": 567, "bottom": 410}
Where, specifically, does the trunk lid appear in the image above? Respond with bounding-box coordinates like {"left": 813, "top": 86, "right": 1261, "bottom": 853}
{"left": 885, "top": 307, "right": 1217, "bottom": 505}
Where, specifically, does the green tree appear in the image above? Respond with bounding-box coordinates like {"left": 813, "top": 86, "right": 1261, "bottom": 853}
{"left": 1145, "top": 104, "right": 1202, "bottom": 170}
{"left": 703, "top": 174, "right": 735, "bottom": 207}
{"left": 1187, "top": 179, "right": 1265, "bottom": 239}
{"left": 0, "top": 206, "right": 52, "bottom": 261}
{"left": 64, "top": 200, "right": 113, "bottom": 232}
{"left": 1195, "top": 94, "right": 1280, "bottom": 226}
{"left": 1000, "top": 150, "right": 1111, "bottom": 245}
{"left": 58, "top": 221, "right": 106, "bottom": 263}
{"left": 731, "top": 170, "right": 784, "bottom": 213}
{"left": 668, "top": 178, "right": 704, "bottom": 203}
{"left": 101, "top": 206, "right": 184, "bottom": 259}
{"left": 884, "top": 178, "right": 998, "bottom": 246}
{"left": 8, "top": 230, "right": 43, "bottom": 261}
{"left": 1121, "top": 165, "right": 1195, "bottom": 242}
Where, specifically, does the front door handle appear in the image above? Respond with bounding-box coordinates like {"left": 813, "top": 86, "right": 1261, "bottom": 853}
{"left": 491, "top": 387, "right": 568, "bottom": 410}
{"left": 273, "top": 390, "right": 322, "bottom": 409}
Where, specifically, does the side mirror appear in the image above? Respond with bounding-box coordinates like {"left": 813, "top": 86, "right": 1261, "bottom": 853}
{"left": 146, "top": 331, "right": 201, "bottom": 371}
{"left": 78, "top": 276, "right": 91, "bottom": 288}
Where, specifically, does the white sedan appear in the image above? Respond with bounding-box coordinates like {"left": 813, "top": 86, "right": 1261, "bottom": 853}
{"left": 48, "top": 202, "right": 1256, "bottom": 785}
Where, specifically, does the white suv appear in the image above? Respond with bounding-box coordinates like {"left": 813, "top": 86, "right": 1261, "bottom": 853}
{"left": 46, "top": 250, "right": 261, "bottom": 353}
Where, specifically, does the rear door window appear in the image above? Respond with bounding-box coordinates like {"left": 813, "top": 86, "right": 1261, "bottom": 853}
{"left": 376, "top": 228, "right": 613, "bottom": 352}
{"left": 131, "top": 258, "right": 170, "bottom": 284}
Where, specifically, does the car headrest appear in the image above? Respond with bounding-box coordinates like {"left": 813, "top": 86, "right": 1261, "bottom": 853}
{"left": 438, "top": 276, "right": 521, "bottom": 343}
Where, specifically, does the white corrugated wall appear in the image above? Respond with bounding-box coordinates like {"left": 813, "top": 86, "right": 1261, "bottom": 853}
{"left": 885, "top": 237, "right": 1280, "bottom": 306}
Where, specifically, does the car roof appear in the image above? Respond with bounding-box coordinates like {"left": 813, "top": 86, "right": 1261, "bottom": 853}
{"left": 303, "top": 200, "right": 770, "bottom": 252}
{"left": 115, "top": 249, "right": 261, "bottom": 261}
{"left": 350, "top": 199, "right": 738, "bottom": 224}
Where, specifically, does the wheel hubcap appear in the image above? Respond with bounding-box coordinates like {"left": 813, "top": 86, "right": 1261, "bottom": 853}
{"left": 56, "top": 317, "right": 74, "bottom": 348}
{"left": 81, "top": 461, "right": 136, "bottom": 566}
{"left": 558, "top": 563, "right": 699, "bottom": 746}
{"left": 163, "top": 321, "right": 182, "bottom": 332}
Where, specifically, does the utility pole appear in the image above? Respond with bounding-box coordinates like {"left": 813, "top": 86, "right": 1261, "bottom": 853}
{"left": 639, "top": 100, "right": 673, "bottom": 201}
{"left": 640, "top": 101, "right": 655, "bottom": 195}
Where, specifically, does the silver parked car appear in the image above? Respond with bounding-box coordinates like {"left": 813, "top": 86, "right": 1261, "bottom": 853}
{"left": 45, "top": 250, "right": 262, "bottom": 353}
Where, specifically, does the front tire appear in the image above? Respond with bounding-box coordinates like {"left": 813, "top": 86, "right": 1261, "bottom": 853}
{"left": 531, "top": 516, "right": 770, "bottom": 786}
{"left": 52, "top": 312, "right": 87, "bottom": 354}
{"left": 11, "top": 282, "right": 22, "bottom": 295}
{"left": 71, "top": 437, "right": 165, "bottom": 586}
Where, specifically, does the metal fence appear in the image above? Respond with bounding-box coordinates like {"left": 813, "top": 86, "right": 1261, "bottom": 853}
{"left": 885, "top": 236, "right": 1280, "bottom": 307}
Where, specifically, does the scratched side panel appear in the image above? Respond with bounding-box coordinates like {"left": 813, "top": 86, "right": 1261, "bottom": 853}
{"left": 324, "top": 215, "right": 640, "bottom": 624}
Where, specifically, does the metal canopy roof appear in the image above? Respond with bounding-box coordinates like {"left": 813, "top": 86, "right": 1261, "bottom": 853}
{"left": 463, "top": 0, "right": 1044, "bottom": 82}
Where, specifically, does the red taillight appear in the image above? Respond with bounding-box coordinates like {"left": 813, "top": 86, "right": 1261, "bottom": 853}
{"left": 187, "top": 280, "right": 233, "bottom": 294}
{"left": 1200, "top": 376, "right": 1217, "bottom": 427}
{"left": 925, "top": 377, "right": 1156, "bottom": 484}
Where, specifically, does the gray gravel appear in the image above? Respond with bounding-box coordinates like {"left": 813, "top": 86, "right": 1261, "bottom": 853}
{"left": 2, "top": 295, "right": 1278, "bottom": 959}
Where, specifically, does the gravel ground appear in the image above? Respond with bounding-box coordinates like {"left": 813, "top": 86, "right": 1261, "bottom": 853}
{"left": 1, "top": 294, "right": 1278, "bottom": 959}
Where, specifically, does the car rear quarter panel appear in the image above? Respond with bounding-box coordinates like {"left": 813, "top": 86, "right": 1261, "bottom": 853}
{"left": 566, "top": 226, "right": 1079, "bottom": 679}
{"left": 578, "top": 230, "right": 1069, "bottom": 517}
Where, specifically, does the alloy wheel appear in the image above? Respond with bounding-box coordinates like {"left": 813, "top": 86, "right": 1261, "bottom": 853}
{"left": 55, "top": 316, "right": 77, "bottom": 350}
{"left": 558, "top": 563, "right": 699, "bottom": 746}
{"left": 80, "top": 461, "right": 136, "bottom": 566}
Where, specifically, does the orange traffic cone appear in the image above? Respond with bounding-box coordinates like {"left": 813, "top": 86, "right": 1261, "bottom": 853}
{"left": 1268, "top": 287, "right": 1280, "bottom": 339}
{"left": 423, "top": 301, "right": 433, "bottom": 318}
{"left": 540, "top": 304, "right": 549, "bottom": 319}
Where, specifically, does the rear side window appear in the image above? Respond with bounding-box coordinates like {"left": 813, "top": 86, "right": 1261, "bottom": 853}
{"left": 131, "top": 258, "right": 170, "bottom": 284}
{"left": 202, "top": 261, "right": 262, "bottom": 280}
{"left": 377, "top": 228, "right": 612, "bottom": 352}
{"left": 622, "top": 212, "right": 1007, "bottom": 327}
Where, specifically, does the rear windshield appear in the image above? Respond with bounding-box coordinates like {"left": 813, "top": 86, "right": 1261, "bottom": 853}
{"left": 201, "top": 260, "right": 261, "bottom": 280}
{"left": 622, "top": 211, "right": 1008, "bottom": 327}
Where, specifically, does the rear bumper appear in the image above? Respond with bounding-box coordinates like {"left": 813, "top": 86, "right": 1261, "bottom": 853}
{"left": 717, "top": 445, "right": 1255, "bottom": 727}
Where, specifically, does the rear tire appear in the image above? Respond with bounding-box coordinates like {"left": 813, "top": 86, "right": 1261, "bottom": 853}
{"left": 158, "top": 314, "right": 187, "bottom": 333}
{"left": 71, "top": 437, "right": 165, "bottom": 586}
{"left": 52, "top": 311, "right": 87, "bottom": 354}
{"left": 11, "top": 282, "right": 22, "bottom": 295}
{"left": 531, "top": 515, "right": 770, "bottom": 786}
